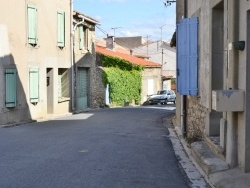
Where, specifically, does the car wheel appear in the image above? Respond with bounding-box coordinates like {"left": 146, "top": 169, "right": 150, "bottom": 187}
{"left": 173, "top": 100, "right": 176, "bottom": 104}
{"left": 165, "top": 99, "right": 168, "bottom": 105}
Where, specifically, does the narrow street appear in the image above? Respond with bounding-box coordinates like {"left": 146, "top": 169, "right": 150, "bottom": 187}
{"left": 0, "top": 105, "right": 190, "bottom": 188}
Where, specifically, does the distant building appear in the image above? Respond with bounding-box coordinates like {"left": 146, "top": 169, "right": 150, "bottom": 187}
{"left": 109, "top": 36, "right": 176, "bottom": 91}
{"left": 95, "top": 37, "right": 162, "bottom": 105}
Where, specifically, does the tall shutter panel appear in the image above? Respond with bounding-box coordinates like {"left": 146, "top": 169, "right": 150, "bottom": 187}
{"left": 79, "top": 25, "right": 84, "bottom": 50}
{"left": 27, "top": 4, "right": 37, "bottom": 45}
{"left": 57, "top": 11, "right": 65, "bottom": 47}
{"left": 29, "top": 68, "right": 39, "bottom": 103}
{"left": 5, "top": 69, "right": 17, "bottom": 107}
{"left": 177, "top": 17, "right": 198, "bottom": 96}
{"left": 86, "top": 28, "right": 91, "bottom": 51}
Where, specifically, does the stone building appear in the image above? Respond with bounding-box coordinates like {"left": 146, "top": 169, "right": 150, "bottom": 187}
{"left": 0, "top": 0, "right": 72, "bottom": 124}
{"left": 176, "top": 0, "right": 250, "bottom": 173}
{"left": 73, "top": 11, "right": 100, "bottom": 110}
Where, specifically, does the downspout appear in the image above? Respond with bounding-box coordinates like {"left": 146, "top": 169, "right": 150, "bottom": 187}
{"left": 181, "top": 0, "right": 187, "bottom": 137}
{"left": 70, "top": 0, "right": 75, "bottom": 111}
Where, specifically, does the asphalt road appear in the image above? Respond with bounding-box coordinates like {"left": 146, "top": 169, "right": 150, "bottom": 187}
{"left": 0, "top": 105, "right": 190, "bottom": 188}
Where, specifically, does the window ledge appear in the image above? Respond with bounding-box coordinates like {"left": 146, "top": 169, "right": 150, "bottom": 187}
{"left": 58, "top": 97, "right": 70, "bottom": 103}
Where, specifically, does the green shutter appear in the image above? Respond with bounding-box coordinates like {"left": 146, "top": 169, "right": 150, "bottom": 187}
{"left": 29, "top": 68, "right": 39, "bottom": 103}
{"left": 27, "top": 4, "right": 37, "bottom": 45}
{"left": 57, "top": 11, "right": 65, "bottom": 47}
{"left": 79, "top": 25, "right": 84, "bottom": 50}
{"left": 5, "top": 69, "right": 17, "bottom": 108}
{"left": 87, "top": 28, "right": 91, "bottom": 51}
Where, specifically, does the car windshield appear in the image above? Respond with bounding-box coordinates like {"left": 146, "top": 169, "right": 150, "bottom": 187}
{"left": 158, "top": 90, "right": 167, "bottom": 94}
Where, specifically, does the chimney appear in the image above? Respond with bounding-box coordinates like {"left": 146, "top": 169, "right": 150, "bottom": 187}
{"left": 106, "top": 36, "right": 115, "bottom": 50}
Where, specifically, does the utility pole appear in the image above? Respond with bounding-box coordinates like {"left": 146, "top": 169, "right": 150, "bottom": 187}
{"left": 146, "top": 35, "right": 151, "bottom": 54}
{"left": 111, "top": 27, "right": 122, "bottom": 38}
{"left": 159, "top": 24, "right": 167, "bottom": 45}
{"left": 111, "top": 27, "right": 121, "bottom": 48}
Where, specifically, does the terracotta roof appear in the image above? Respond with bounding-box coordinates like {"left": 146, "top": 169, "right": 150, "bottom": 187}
{"left": 96, "top": 45, "right": 161, "bottom": 68}
{"left": 162, "top": 71, "right": 173, "bottom": 79}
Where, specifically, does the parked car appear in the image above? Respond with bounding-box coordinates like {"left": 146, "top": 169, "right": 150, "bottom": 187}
{"left": 148, "top": 90, "right": 176, "bottom": 105}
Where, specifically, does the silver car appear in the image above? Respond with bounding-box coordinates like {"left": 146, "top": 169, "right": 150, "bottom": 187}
{"left": 148, "top": 90, "right": 176, "bottom": 105}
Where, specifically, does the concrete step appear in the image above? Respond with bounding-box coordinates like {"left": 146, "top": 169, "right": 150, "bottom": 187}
{"left": 191, "top": 141, "right": 229, "bottom": 175}
{"left": 205, "top": 136, "right": 225, "bottom": 159}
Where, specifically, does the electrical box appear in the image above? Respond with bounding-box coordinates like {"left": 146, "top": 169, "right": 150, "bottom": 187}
{"left": 212, "top": 90, "right": 244, "bottom": 112}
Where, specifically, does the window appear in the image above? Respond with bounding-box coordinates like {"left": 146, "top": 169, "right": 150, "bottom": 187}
{"left": 27, "top": 4, "right": 38, "bottom": 45}
{"left": 79, "top": 25, "right": 84, "bottom": 50}
{"left": 29, "top": 68, "right": 39, "bottom": 103}
{"left": 57, "top": 11, "right": 65, "bottom": 47}
{"left": 5, "top": 69, "right": 17, "bottom": 108}
{"left": 58, "top": 69, "right": 69, "bottom": 100}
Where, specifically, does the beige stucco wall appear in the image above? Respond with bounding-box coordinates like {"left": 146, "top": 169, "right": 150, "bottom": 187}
{"left": 237, "top": 0, "right": 250, "bottom": 172}
{"left": 141, "top": 67, "right": 162, "bottom": 104}
{"left": 0, "top": 0, "right": 71, "bottom": 124}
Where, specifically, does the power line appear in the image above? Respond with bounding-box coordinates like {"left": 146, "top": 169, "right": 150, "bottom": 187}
{"left": 96, "top": 25, "right": 108, "bottom": 37}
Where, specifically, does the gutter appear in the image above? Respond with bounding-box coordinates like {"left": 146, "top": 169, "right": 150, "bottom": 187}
{"left": 181, "top": 0, "right": 187, "bottom": 137}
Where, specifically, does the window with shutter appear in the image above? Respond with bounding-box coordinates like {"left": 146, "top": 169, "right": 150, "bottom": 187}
{"left": 5, "top": 69, "right": 17, "bottom": 108}
{"left": 29, "top": 68, "right": 39, "bottom": 103}
{"left": 27, "top": 4, "right": 38, "bottom": 45}
{"left": 57, "top": 11, "right": 65, "bottom": 47}
{"left": 177, "top": 17, "right": 198, "bottom": 96}
{"left": 79, "top": 25, "right": 84, "bottom": 50}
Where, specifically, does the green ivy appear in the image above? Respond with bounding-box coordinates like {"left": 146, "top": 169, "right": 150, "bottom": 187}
{"left": 101, "top": 55, "right": 142, "bottom": 106}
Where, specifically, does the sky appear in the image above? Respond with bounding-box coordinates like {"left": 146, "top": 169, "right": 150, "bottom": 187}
{"left": 74, "top": 0, "right": 176, "bottom": 42}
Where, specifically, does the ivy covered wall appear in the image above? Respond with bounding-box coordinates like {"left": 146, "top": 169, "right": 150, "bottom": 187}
{"left": 100, "top": 54, "right": 143, "bottom": 106}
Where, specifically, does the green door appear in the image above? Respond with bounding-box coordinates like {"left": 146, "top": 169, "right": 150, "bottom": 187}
{"left": 77, "top": 68, "right": 88, "bottom": 110}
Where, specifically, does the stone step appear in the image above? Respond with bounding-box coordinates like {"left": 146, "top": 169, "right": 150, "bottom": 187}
{"left": 191, "top": 141, "right": 229, "bottom": 175}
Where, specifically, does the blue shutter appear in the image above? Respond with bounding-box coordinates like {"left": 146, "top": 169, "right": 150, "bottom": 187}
{"left": 57, "top": 11, "right": 65, "bottom": 47}
{"left": 177, "top": 17, "right": 198, "bottom": 96}
{"left": 29, "top": 68, "right": 39, "bottom": 103}
{"left": 5, "top": 69, "right": 17, "bottom": 107}
{"left": 27, "top": 4, "right": 38, "bottom": 45}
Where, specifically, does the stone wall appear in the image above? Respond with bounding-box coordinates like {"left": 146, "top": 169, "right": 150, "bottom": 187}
{"left": 90, "top": 66, "right": 106, "bottom": 108}
{"left": 186, "top": 96, "right": 208, "bottom": 141}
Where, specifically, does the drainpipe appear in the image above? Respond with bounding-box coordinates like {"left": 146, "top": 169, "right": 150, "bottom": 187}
{"left": 70, "top": 0, "right": 75, "bottom": 111}
{"left": 225, "top": 0, "right": 239, "bottom": 168}
{"left": 181, "top": 0, "right": 187, "bottom": 137}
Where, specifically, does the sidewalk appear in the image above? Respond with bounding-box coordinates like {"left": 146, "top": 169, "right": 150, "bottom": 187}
{"left": 171, "top": 118, "right": 250, "bottom": 188}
